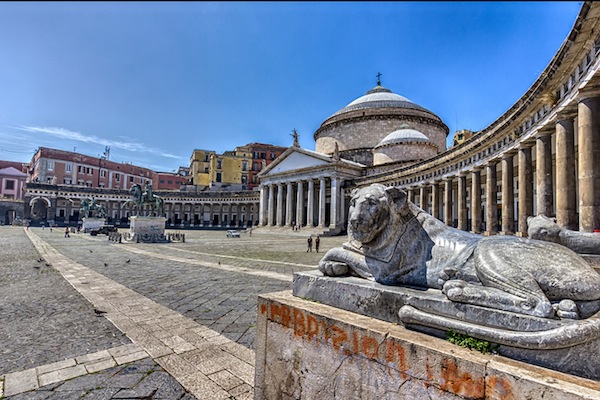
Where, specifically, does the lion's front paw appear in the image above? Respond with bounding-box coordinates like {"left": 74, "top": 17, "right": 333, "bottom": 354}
{"left": 442, "top": 280, "right": 468, "bottom": 301}
{"left": 319, "top": 261, "right": 349, "bottom": 277}
{"left": 437, "top": 267, "right": 458, "bottom": 287}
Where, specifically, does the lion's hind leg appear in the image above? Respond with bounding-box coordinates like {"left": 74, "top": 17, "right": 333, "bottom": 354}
{"left": 442, "top": 242, "right": 553, "bottom": 318}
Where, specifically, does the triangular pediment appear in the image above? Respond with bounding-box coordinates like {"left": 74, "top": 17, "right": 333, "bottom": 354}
{"left": 0, "top": 166, "right": 26, "bottom": 177}
{"left": 261, "top": 149, "right": 330, "bottom": 176}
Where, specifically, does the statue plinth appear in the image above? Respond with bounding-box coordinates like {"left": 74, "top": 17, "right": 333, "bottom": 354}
{"left": 121, "top": 216, "right": 170, "bottom": 243}
{"left": 82, "top": 217, "right": 106, "bottom": 232}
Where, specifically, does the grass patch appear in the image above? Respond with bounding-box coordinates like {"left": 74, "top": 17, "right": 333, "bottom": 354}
{"left": 447, "top": 330, "right": 499, "bottom": 355}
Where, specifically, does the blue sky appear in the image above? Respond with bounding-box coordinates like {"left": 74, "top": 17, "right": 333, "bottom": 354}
{"left": 0, "top": 2, "right": 583, "bottom": 172}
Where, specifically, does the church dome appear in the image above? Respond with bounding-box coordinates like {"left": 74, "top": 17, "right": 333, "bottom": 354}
{"left": 375, "top": 127, "right": 431, "bottom": 148}
{"left": 330, "top": 85, "right": 434, "bottom": 118}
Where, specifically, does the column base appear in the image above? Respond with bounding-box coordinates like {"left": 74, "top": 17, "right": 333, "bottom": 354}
{"left": 515, "top": 231, "right": 528, "bottom": 237}
{"left": 483, "top": 231, "right": 497, "bottom": 236}
{"left": 499, "top": 231, "right": 515, "bottom": 236}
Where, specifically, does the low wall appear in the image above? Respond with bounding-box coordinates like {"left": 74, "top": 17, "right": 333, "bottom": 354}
{"left": 255, "top": 291, "right": 600, "bottom": 400}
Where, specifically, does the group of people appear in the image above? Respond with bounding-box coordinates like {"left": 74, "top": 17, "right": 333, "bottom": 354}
{"left": 307, "top": 234, "right": 320, "bottom": 253}
{"left": 292, "top": 222, "right": 302, "bottom": 231}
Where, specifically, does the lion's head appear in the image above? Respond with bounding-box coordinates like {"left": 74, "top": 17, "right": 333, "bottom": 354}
{"left": 347, "top": 184, "right": 409, "bottom": 244}
{"left": 527, "top": 215, "right": 562, "bottom": 243}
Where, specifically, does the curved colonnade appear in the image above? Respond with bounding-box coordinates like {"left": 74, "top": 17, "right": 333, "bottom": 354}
{"left": 358, "top": 2, "right": 600, "bottom": 234}
{"left": 24, "top": 184, "right": 260, "bottom": 228}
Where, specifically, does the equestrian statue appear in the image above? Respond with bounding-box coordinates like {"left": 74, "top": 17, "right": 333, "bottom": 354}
{"left": 123, "top": 183, "right": 164, "bottom": 217}
{"left": 80, "top": 198, "right": 107, "bottom": 219}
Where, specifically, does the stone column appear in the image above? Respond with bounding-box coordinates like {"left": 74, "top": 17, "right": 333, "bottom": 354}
{"left": 431, "top": 181, "right": 441, "bottom": 220}
{"left": 444, "top": 178, "right": 453, "bottom": 226}
{"left": 501, "top": 152, "right": 516, "bottom": 234}
{"left": 209, "top": 203, "right": 215, "bottom": 227}
{"left": 407, "top": 188, "right": 414, "bottom": 204}
{"left": 578, "top": 95, "right": 600, "bottom": 232}
{"left": 555, "top": 114, "right": 577, "bottom": 229}
{"left": 517, "top": 145, "right": 534, "bottom": 236}
{"left": 419, "top": 185, "right": 428, "bottom": 212}
{"left": 228, "top": 202, "right": 233, "bottom": 227}
{"left": 471, "top": 168, "right": 482, "bottom": 233}
{"left": 330, "top": 178, "right": 339, "bottom": 229}
{"left": 485, "top": 161, "right": 498, "bottom": 235}
{"left": 457, "top": 174, "right": 468, "bottom": 231}
{"left": 307, "top": 179, "right": 315, "bottom": 227}
{"left": 267, "top": 184, "right": 275, "bottom": 226}
{"left": 286, "top": 181, "right": 294, "bottom": 226}
{"left": 276, "top": 183, "right": 284, "bottom": 227}
{"left": 258, "top": 186, "right": 265, "bottom": 226}
{"left": 536, "top": 129, "right": 554, "bottom": 217}
{"left": 296, "top": 181, "right": 304, "bottom": 226}
{"left": 319, "top": 177, "right": 327, "bottom": 228}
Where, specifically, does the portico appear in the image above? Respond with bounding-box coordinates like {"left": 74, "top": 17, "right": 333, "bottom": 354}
{"left": 257, "top": 147, "right": 363, "bottom": 234}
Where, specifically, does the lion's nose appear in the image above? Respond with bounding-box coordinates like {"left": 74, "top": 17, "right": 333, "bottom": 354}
{"left": 350, "top": 218, "right": 360, "bottom": 229}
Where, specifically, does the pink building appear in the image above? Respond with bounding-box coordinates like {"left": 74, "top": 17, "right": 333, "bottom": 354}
{"left": 152, "top": 171, "right": 189, "bottom": 191}
{"left": 0, "top": 161, "right": 27, "bottom": 200}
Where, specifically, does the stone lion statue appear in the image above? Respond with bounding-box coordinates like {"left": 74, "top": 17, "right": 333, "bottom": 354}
{"left": 527, "top": 214, "right": 600, "bottom": 254}
{"left": 319, "top": 184, "right": 600, "bottom": 319}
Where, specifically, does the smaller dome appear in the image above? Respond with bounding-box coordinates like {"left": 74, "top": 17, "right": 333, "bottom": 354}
{"left": 375, "top": 128, "right": 431, "bottom": 148}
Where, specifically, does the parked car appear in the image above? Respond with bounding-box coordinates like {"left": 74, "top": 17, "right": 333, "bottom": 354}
{"left": 90, "top": 225, "right": 117, "bottom": 236}
{"left": 226, "top": 230, "right": 241, "bottom": 238}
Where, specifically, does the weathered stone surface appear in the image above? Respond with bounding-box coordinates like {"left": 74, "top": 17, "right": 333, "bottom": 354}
{"left": 294, "top": 270, "right": 600, "bottom": 379}
{"left": 255, "top": 291, "right": 600, "bottom": 400}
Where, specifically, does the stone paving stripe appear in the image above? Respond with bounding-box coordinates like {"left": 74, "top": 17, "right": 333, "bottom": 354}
{"left": 38, "top": 364, "right": 87, "bottom": 387}
{"left": 169, "top": 246, "right": 313, "bottom": 268}
{"left": 177, "top": 371, "right": 231, "bottom": 400}
{"left": 3, "top": 368, "right": 39, "bottom": 397}
{"left": 24, "top": 229, "right": 258, "bottom": 399}
{"left": 75, "top": 349, "right": 111, "bottom": 364}
{"left": 84, "top": 358, "right": 118, "bottom": 374}
{"left": 118, "top": 245, "right": 292, "bottom": 282}
{"left": 36, "top": 358, "right": 76, "bottom": 375}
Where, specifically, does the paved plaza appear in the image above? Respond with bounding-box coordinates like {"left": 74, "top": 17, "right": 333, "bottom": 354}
{"left": 0, "top": 226, "right": 344, "bottom": 399}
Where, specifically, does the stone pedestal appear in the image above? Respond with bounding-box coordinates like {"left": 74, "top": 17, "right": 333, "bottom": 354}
{"left": 255, "top": 290, "right": 600, "bottom": 400}
{"left": 291, "top": 270, "right": 600, "bottom": 381}
{"left": 124, "top": 216, "right": 169, "bottom": 243}
{"left": 82, "top": 217, "right": 106, "bottom": 233}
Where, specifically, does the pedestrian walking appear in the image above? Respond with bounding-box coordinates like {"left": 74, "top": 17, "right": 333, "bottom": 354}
{"left": 64, "top": 226, "right": 70, "bottom": 238}
{"left": 307, "top": 235, "right": 313, "bottom": 252}
{"left": 315, "top": 235, "right": 320, "bottom": 253}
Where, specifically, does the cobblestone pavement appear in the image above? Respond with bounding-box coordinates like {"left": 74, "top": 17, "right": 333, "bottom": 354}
{"left": 1, "top": 226, "right": 344, "bottom": 399}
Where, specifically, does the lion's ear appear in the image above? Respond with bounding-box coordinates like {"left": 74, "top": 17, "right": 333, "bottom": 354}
{"left": 385, "top": 187, "right": 409, "bottom": 216}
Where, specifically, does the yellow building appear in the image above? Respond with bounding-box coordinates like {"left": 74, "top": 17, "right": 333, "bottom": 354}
{"left": 452, "top": 129, "right": 474, "bottom": 146}
{"left": 189, "top": 149, "right": 251, "bottom": 190}
{"left": 189, "top": 149, "right": 216, "bottom": 187}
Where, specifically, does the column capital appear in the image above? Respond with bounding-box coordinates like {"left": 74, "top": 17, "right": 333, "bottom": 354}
{"left": 576, "top": 86, "right": 600, "bottom": 102}
{"left": 554, "top": 107, "right": 578, "bottom": 122}
{"left": 471, "top": 165, "right": 484, "bottom": 172}
{"left": 535, "top": 127, "right": 554, "bottom": 138}
{"left": 518, "top": 141, "right": 535, "bottom": 150}
{"left": 501, "top": 150, "right": 517, "bottom": 159}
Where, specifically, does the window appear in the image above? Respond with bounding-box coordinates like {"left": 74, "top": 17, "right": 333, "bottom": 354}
{"left": 204, "top": 167, "right": 209, "bottom": 173}
{"left": 216, "top": 172, "right": 222, "bottom": 182}
{"left": 65, "top": 163, "right": 72, "bottom": 173}
{"left": 130, "top": 176, "right": 134, "bottom": 182}
{"left": 270, "top": 153, "right": 276, "bottom": 160}
{"left": 241, "top": 174, "right": 248, "bottom": 184}
{"left": 63, "top": 178, "right": 72, "bottom": 184}
{"left": 4, "top": 180, "right": 14, "bottom": 190}
{"left": 217, "top": 159, "right": 222, "bottom": 169}
{"left": 168, "top": 180, "right": 172, "bottom": 184}
{"left": 115, "top": 173, "right": 120, "bottom": 182}
{"left": 260, "top": 152, "right": 266, "bottom": 159}
{"left": 242, "top": 161, "right": 248, "bottom": 171}
{"left": 160, "top": 179, "right": 165, "bottom": 184}
{"left": 253, "top": 162, "right": 259, "bottom": 171}
{"left": 47, "top": 161, "right": 54, "bottom": 171}
{"left": 100, "top": 170, "right": 106, "bottom": 178}
{"left": 204, "top": 154, "right": 210, "bottom": 162}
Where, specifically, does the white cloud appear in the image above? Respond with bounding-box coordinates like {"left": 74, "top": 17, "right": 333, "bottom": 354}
{"left": 16, "top": 125, "right": 183, "bottom": 160}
